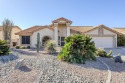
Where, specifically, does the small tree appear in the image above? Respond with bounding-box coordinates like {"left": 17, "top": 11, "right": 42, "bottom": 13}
{"left": 117, "top": 35, "right": 125, "bottom": 46}
{"left": 2, "top": 19, "right": 14, "bottom": 46}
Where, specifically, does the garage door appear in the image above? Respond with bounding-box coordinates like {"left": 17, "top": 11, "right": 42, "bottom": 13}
{"left": 92, "top": 37, "right": 114, "bottom": 48}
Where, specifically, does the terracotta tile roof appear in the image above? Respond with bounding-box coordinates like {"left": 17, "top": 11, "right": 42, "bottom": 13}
{"left": 113, "top": 28, "right": 125, "bottom": 35}
{"left": 70, "top": 24, "right": 122, "bottom": 35}
{"left": 0, "top": 26, "right": 21, "bottom": 31}
{"left": 15, "top": 25, "right": 54, "bottom": 35}
{"left": 52, "top": 17, "right": 72, "bottom": 23}
{"left": 70, "top": 26, "right": 93, "bottom": 33}
{"left": 82, "top": 24, "right": 122, "bottom": 35}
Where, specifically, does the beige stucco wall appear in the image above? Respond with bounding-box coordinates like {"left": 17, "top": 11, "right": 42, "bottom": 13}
{"left": 58, "top": 24, "right": 67, "bottom": 37}
{"left": 11, "top": 27, "right": 21, "bottom": 40}
{"left": 86, "top": 28, "right": 116, "bottom": 35}
{"left": 70, "top": 27, "right": 117, "bottom": 48}
{"left": 0, "top": 27, "right": 21, "bottom": 46}
{"left": 70, "top": 30, "right": 80, "bottom": 36}
{"left": 86, "top": 27, "right": 117, "bottom": 48}
{"left": 31, "top": 28, "right": 54, "bottom": 48}
{"left": 103, "top": 29, "right": 116, "bottom": 35}
{"left": 0, "top": 31, "right": 3, "bottom": 40}
{"left": 11, "top": 27, "right": 21, "bottom": 46}
{"left": 0, "top": 27, "right": 21, "bottom": 40}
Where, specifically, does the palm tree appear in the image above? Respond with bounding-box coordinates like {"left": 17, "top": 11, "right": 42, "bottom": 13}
{"left": 2, "top": 19, "right": 14, "bottom": 46}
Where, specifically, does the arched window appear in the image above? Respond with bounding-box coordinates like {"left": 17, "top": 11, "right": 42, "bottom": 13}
{"left": 98, "top": 28, "right": 103, "bottom": 35}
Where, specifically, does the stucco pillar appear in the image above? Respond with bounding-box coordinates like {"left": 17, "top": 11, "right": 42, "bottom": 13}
{"left": 18, "top": 36, "right": 21, "bottom": 46}
{"left": 54, "top": 23, "right": 58, "bottom": 46}
{"left": 115, "top": 35, "right": 117, "bottom": 48}
{"left": 66, "top": 23, "right": 71, "bottom": 37}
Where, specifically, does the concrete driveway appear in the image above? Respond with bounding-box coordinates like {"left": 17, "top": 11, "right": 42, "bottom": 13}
{"left": 104, "top": 47, "right": 125, "bottom": 56}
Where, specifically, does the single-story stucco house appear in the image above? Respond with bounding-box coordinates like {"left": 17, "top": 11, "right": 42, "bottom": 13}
{"left": 0, "top": 26, "right": 22, "bottom": 46}
{"left": 15, "top": 17, "right": 121, "bottom": 48}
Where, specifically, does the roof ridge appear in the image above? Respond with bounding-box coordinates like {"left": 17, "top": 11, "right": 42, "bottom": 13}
{"left": 22, "top": 25, "right": 48, "bottom": 30}
{"left": 71, "top": 26, "right": 93, "bottom": 27}
{"left": 0, "top": 26, "right": 22, "bottom": 30}
{"left": 52, "top": 17, "right": 72, "bottom": 23}
{"left": 113, "top": 27, "right": 125, "bottom": 29}
{"left": 0, "top": 25, "right": 20, "bottom": 27}
{"left": 84, "top": 24, "right": 122, "bottom": 35}
{"left": 15, "top": 25, "right": 54, "bottom": 35}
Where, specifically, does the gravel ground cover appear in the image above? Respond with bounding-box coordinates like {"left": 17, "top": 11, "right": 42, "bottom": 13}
{"left": 1, "top": 49, "right": 122, "bottom": 83}
{"left": 0, "top": 69, "right": 40, "bottom": 83}
{"left": 38, "top": 55, "right": 108, "bottom": 83}
{"left": 98, "top": 57, "right": 125, "bottom": 83}
{"left": 0, "top": 51, "right": 41, "bottom": 83}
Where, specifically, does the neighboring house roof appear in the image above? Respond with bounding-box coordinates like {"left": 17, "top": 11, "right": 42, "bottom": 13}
{"left": 70, "top": 26, "right": 93, "bottom": 33}
{"left": 113, "top": 28, "right": 125, "bottom": 35}
{"left": 52, "top": 17, "right": 72, "bottom": 24}
{"left": 0, "top": 26, "right": 22, "bottom": 31}
{"left": 0, "top": 26, "right": 3, "bottom": 31}
{"left": 15, "top": 25, "right": 54, "bottom": 35}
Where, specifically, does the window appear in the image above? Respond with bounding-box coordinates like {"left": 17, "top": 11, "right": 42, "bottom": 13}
{"left": 58, "top": 36, "right": 60, "bottom": 45}
{"left": 61, "top": 37, "right": 65, "bottom": 46}
{"left": 98, "top": 28, "right": 103, "bottom": 35}
{"left": 22, "top": 36, "right": 30, "bottom": 44}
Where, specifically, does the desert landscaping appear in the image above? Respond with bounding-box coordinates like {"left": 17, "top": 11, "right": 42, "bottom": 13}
{"left": 0, "top": 48, "right": 125, "bottom": 83}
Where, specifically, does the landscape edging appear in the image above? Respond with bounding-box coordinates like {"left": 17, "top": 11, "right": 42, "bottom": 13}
{"left": 97, "top": 58, "right": 111, "bottom": 83}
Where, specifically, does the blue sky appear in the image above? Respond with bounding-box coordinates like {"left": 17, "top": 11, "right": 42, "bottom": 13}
{"left": 0, "top": 0, "right": 125, "bottom": 29}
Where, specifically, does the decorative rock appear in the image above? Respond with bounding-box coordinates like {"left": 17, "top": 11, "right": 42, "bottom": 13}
{"left": 114, "top": 56, "right": 123, "bottom": 63}
{"left": 15, "top": 59, "right": 24, "bottom": 69}
{"left": 121, "top": 56, "right": 125, "bottom": 62}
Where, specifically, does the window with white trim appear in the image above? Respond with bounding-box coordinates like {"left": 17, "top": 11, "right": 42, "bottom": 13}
{"left": 22, "top": 36, "right": 30, "bottom": 44}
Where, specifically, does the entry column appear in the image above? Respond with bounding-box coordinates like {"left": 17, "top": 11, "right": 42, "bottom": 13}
{"left": 66, "top": 23, "right": 71, "bottom": 37}
{"left": 54, "top": 23, "right": 58, "bottom": 46}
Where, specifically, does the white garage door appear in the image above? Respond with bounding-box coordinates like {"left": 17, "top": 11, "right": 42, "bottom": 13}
{"left": 92, "top": 37, "right": 114, "bottom": 48}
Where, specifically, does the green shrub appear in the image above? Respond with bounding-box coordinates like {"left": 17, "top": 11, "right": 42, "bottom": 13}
{"left": 107, "top": 50, "right": 112, "bottom": 57}
{"left": 96, "top": 48, "right": 112, "bottom": 58}
{"left": 0, "top": 40, "right": 10, "bottom": 56}
{"left": 21, "top": 46, "right": 26, "bottom": 49}
{"left": 15, "top": 46, "right": 20, "bottom": 49}
{"left": 117, "top": 35, "right": 125, "bottom": 46}
{"left": 27, "top": 46, "right": 30, "bottom": 49}
{"left": 58, "top": 34, "right": 96, "bottom": 64}
{"left": 44, "top": 40, "right": 56, "bottom": 54}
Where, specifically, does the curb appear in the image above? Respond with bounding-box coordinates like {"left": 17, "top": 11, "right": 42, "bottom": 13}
{"left": 97, "top": 58, "right": 111, "bottom": 83}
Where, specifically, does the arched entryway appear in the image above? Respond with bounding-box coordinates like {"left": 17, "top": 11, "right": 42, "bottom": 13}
{"left": 42, "top": 36, "right": 51, "bottom": 46}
